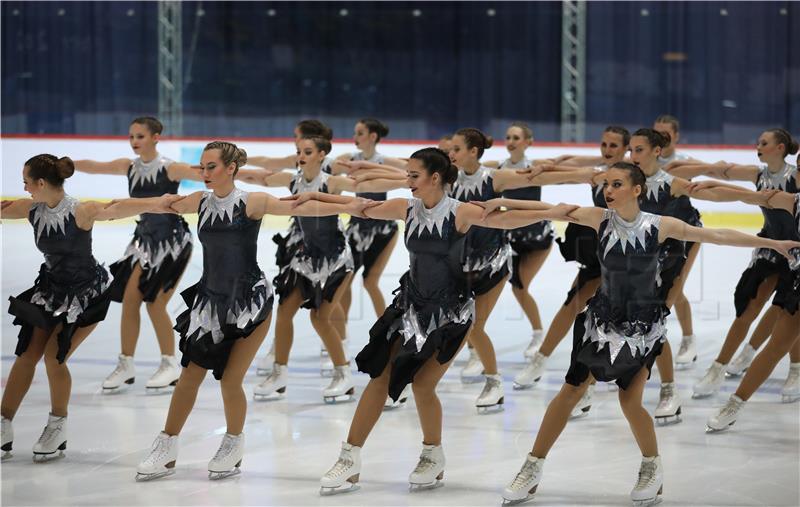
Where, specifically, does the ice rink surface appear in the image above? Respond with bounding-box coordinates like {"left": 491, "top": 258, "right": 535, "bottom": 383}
{"left": 2, "top": 220, "right": 798, "bottom": 506}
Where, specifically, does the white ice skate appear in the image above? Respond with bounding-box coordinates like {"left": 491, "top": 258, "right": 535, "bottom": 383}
{"left": 781, "top": 363, "right": 800, "bottom": 403}
{"left": 513, "top": 351, "right": 547, "bottom": 390}
{"left": 1, "top": 416, "right": 13, "bottom": 461}
{"left": 321, "top": 339, "right": 349, "bottom": 377}
{"left": 102, "top": 354, "right": 135, "bottom": 393}
{"left": 654, "top": 382, "right": 682, "bottom": 425}
{"left": 384, "top": 385, "right": 412, "bottom": 410}
{"left": 570, "top": 383, "right": 595, "bottom": 419}
{"left": 32, "top": 413, "right": 67, "bottom": 462}
{"left": 320, "top": 442, "right": 361, "bottom": 495}
{"left": 460, "top": 348, "right": 484, "bottom": 384}
{"left": 523, "top": 330, "right": 544, "bottom": 359}
{"left": 476, "top": 374, "right": 504, "bottom": 414}
{"left": 253, "top": 363, "right": 288, "bottom": 400}
{"left": 725, "top": 344, "right": 755, "bottom": 377}
{"left": 323, "top": 365, "right": 356, "bottom": 404}
{"left": 409, "top": 444, "right": 445, "bottom": 491}
{"left": 136, "top": 432, "right": 179, "bottom": 481}
{"left": 255, "top": 342, "right": 275, "bottom": 376}
{"left": 501, "top": 454, "right": 545, "bottom": 505}
{"left": 208, "top": 433, "right": 244, "bottom": 480}
{"left": 674, "top": 335, "right": 697, "bottom": 370}
{"left": 692, "top": 361, "right": 726, "bottom": 398}
{"left": 706, "top": 394, "right": 745, "bottom": 433}
{"left": 146, "top": 355, "right": 180, "bottom": 392}
{"left": 630, "top": 455, "right": 663, "bottom": 507}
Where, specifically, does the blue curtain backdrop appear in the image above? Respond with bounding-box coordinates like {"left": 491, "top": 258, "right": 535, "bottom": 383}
{"left": 2, "top": 1, "right": 797, "bottom": 143}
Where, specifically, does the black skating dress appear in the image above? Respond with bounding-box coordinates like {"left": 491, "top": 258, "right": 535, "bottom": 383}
{"left": 785, "top": 194, "right": 800, "bottom": 314}
{"left": 557, "top": 166, "right": 608, "bottom": 305}
{"left": 499, "top": 157, "right": 554, "bottom": 289}
{"left": 345, "top": 151, "right": 399, "bottom": 278}
{"left": 174, "top": 189, "right": 274, "bottom": 380}
{"left": 273, "top": 171, "right": 354, "bottom": 309}
{"left": 108, "top": 155, "right": 193, "bottom": 302}
{"left": 356, "top": 196, "right": 473, "bottom": 401}
{"left": 450, "top": 166, "right": 512, "bottom": 296}
{"left": 8, "top": 196, "right": 111, "bottom": 363}
{"left": 736, "top": 164, "right": 799, "bottom": 315}
{"left": 566, "top": 209, "right": 668, "bottom": 390}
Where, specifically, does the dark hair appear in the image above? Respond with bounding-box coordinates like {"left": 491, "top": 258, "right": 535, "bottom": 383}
{"left": 296, "top": 119, "right": 333, "bottom": 140}
{"left": 603, "top": 125, "right": 631, "bottom": 146}
{"left": 130, "top": 116, "right": 164, "bottom": 135}
{"left": 358, "top": 118, "right": 389, "bottom": 141}
{"left": 508, "top": 121, "right": 533, "bottom": 140}
{"left": 632, "top": 128, "right": 670, "bottom": 150}
{"left": 410, "top": 147, "right": 458, "bottom": 187}
{"left": 765, "top": 128, "right": 799, "bottom": 157}
{"left": 25, "top": 154, "right": 75, "bottom": 187}
{"left": 654, "top": 114, "right": 680, "bottom": 134}
{"left": 299, "top": 135, "right": 332, "bottom": 155}
{"left": 439, "top": 134, "right": 453, "bottom": 142}
{"left": 203, "top": 141, "right": 247, "bottom": 176}
{"left": 455, "top": 127, "right": 493, "bottom": 159}
{"left": 609, "top": 161, "right": 647, "bottom": 202}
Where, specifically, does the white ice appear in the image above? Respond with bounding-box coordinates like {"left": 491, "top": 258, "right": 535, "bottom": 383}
{"left": 2, "top": 220, "right": 798, "bottom": 506}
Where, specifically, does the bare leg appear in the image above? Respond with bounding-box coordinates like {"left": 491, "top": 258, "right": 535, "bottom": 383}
{"left": 618, "top": 367, "right": 658, "bottom": 457}
{"left": 735, "top": 311, "right": 800, "bottom": 401}
{"left": 220, "top": 316, "right": 271, "bottom": 434}
{"left": 469, "top": 275, "right": 508, "bottom": 375}
{"left": 362, "top": 230, "right": 398, "bottom": 318}
{"left": 538, "top": 276, "right": 600, "bottom": 357}
{"left": 346, "top": 340, "right": 401, "bottom": 447}
{"left": 510, "top": 246, "right": 552, "bottom": 332}
{"left": 145, "top": 282, "right": 180, "bottom": 356}
{"left": 715, "top": 275, "right": 778, "bottom": 364}
{"left": 311, "top": 273, "right": 354, "bottom": 366}
{"left": 412, "top": 340, "right": 466, "bottom": 445}
{"left": 44, "top": 324, "right": 97, "bottom": 416}
{"left": 274, "top": 288, "right": 304, "bottom": 365}
{"left": 746, "top": 305, "right": 781, "bottom": 351}
{"left": 790, "top": 336, "right": 800, "bottom": 363}
{"left": 531, "top": 376, "right": 593, "bottom": 457}
{"left": 1, "top": 327, "right": 53, "bottom": 420}
{"left": 163, "top": 363, "right": 208, "bottom": 436}
{"left": 120, "top": 264, "right": 145, "bottom": 356}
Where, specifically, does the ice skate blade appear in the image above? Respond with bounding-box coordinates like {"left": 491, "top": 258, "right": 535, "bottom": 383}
{"left": 320, "top": 481, "right": 360, "bottom": 496}
{"left": 655, "top": 407, "right": 682, "bottom": 426}
{"left": 725, "top": 368, "right": 747, "bottom": 378}
{"left": 323, "top": 389, "right": 356, "bottom": 405}
{"left": 502, "top": 485, "right": 538, "bottom": 506}
{"left": 781, "top": 394, "right": 800, "bottom": 404}
{"left": 135, "top": 468, "right": 176, "bottom": 482}
{"left": 102, "top": 379, "right": 135, "bottom": 394}
{"left": 33, "top": 441, "right": 66, "bottom": 463}
{"left": 691, "top": 391, "right": 714, "bottom": 399}
{"left": 632, "top": 493, "right": 662, "bottom": 507}
{"left": 209, "top": 462, "right": 241, "bottom": 480}
{"left": 145, "top": 380, "right": 178, "bottom": 394}
{"left": 512, "top": 377, "right": 541, "bottom": 391}
{"left": 253, "top": 387, "right": 286, "bottom": 401}
{"left": 706, "top": 421, "right": 734, "bottom": 433}
{"left": 569, "top": 405, "right": 592, "bottom": 419}
{"left": 1, "top": 450, "right": 12, "bottom": 461}
{"left": 674, "top": 357, "right": 696, "bottom": 370}
{"left": 476, "top": 399, "right": 505, "bottom": 414}
{"left": 409, "top": 479, "right": 444, "bottom": 492}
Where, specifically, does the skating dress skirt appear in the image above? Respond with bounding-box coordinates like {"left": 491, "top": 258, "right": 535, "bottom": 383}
{"left": 174, "top": 189, "right": 273, "bottom": 380}
{"left": 108, "top": 155, "right": 192, "bottom": 302}
{"left": 273, "top": 171, "right": 354, "bottom": 309}
{"left": 566, "top": 210, "right": 668, "bottom": 390}
{"left": 499, "top": 157, "right": 554, "bottom": 289}
{"left": 734, "top": 164, "right": 799, "bottom": 316}
{"left": 557, "top": 168, "right": 608, "bottom": 305}
{"left": 450, "top": 166, "right": 511, "bottom": 296}
{"left": 356, "top": 197, "right": 474, "bottom": 401}
{"left": 345, "top": 151, "right": 399, "bottom": 278}
{"left": 8, "top": 196, "right": 111, "bottom": 363}
{"left": 786, "top": 194, "right": 800, "bottom": 314}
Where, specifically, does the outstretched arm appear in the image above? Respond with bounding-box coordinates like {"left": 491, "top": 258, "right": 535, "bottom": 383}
{"left": 683, "top": 180, "right": 773, "bottom": 206}
{"left": 248, "top": 154, "right": 297, "bottom": 170}
{"left": 247, "top": 192, "right": 378, "bottom": 220}
{"left": 0, "top": 198, "right": 34, "bottom": 219}
{"left": 166, "top": 162, "right": 204, "bottom": 182}
{"left": 455, "top": 201, "right": 583, "bottom": 233}
{"left": 74, "top": 158, "right": 131, "bottom": 175}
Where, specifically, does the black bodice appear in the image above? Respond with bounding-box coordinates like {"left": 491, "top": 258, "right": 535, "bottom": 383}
{"left": 128, "top": 154, "right": 184, "bottom": 229}
{"left": 289, "top": 171, "right": 347, "bottom": 258}
{"left": 756, "top": 164, "right": 799, "bottom": 241}
{"left": 450, "top": 166, "right": 504, "bottom": 263}
{"left": 639, "top": 170, "right": 700, "bottom": 226}
{"left": 500, "top": 157, "right": 541, "bottom": 201}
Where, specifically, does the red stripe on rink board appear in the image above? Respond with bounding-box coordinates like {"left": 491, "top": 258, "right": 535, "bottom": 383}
{"left": 0, "top": 133, "right": 757, "bottom": 150}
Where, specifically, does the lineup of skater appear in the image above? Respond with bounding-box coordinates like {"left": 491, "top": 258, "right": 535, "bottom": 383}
{"left": 1, "top": 115, "right": 798, "bottom": 507}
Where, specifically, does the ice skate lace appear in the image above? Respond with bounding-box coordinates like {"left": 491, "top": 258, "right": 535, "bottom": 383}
{"left": 36, "top": 419, "right": 63, "bottom": 446}
{"left": 262, "top": 368, "right": 282, "bottom": 386}
{"left": 211, "top": 435, "right": 237, "bottom": 463}
{"left": 412, "top": 452, "right": 438, "bottom": 475}
{"left": 702, "top": 364, "right": 724, "bottom": 385}
{"left": 325, "top": 455, "right": 353, "bottom": 479}
{"left": 677, "top": 337, "right": 692, "bottom": 356}
{"left": 151, "top": 358, "right": 173, "bottom": 379}
{"left": 657, "top": 384, "right": 674, "bottom": 407}
{"left": 143, "top": 436, "right": 172, "bottom": 466}
{"left": 479, "top": 376, "right": 502, "bottom": 399}
{"left": 108, "top": 358, "right": 130, "bottom": 380}
{"left": 510, "top": 458, "right": 541, "bottom": 490}
{"left": 718, "top": 398, "right": 743, "bottom": 419}
{"left": 634, "top": 460, "right": 658, "bottom": 490}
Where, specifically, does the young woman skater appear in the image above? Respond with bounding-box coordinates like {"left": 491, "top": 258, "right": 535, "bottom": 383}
{"left": 0, "top": 155, "right": 177, "bottom": 461}
{"left": 310, "top": 147, "right": 577, "bottom": 494}
{"left": 119, "top": 141, "right": 369, "bottom": 480}
{"left": 498, "top": 162, "right": 799, "bottom": 507}
{"left": 74, "top": 116, "right": 202, "bottom": 393}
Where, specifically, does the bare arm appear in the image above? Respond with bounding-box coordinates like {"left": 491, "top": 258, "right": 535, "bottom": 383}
{"left": 74, "top": 158, "right": 131, "bottom": 175}
{"left": 455, "top": 202, "right": 580, "bottom": 233}
{"left": 247, "top": 192, "right": 375, "bottom": 219}
{"left": 248, "top": 154, "right": 297, "bottom": 170}
{"left": 684, "top": 181, "right": 772, "bottom": 206}
{"left": 659, "top": 216, "right": 799, "bottom": 258}
{"left": 166, "top": 162, "right": 204, "bottom": 182}
{"left": 0, "top": 198, "right": 33, "bottom": 219}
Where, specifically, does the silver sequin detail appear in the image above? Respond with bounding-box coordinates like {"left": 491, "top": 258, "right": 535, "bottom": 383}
{"left": 452, "top": 166, "right": 493, "bottom": 201}
{"left": 288, "top": 247, "right": 354, "bottom": 287}
{"left": 198, "top": 188, "right": 248, "bottom": 230}
{"left": 757, "top": 163, "right": 798, "bottom": 191}
{"left": 406, "top": 197, "right": 461, "bottom": 239}
{"left": 185, "top": 276, "right": 273, "bottom": 344}
{"left": 746, "top": 247, "right": 780, "bottom": 268}
{"left": 31, "top": 274, "right": 110, "bottom": 324}
{"left": 601, "top": 209, "right": 661, "bottom": 259}
{"left": 120, "top": 231, "right": 191, "bottom": 270}
{"left": 644, "top": 170, "right": 673, "bottom": 202}
{"left": 397, "top": 300, "right": 475, "bottom": 353}
{"left": 498, "top": 157, "right": 530, "bottom": 169}
{"left": 351, "top": 151, "right": 385, "bottom": 164}
{"left": 464, "top": 242, "right": 513, "bottom": 276}
{"left": 32, "top": 195, "right": 79, "bottom": 242}
{"left": 657, "top": 152, "right": 690, "bottom": 167}
{"left": 581, "top": 308, "right": 667, "bottom": 364}
{"left": 129, "top": 155, "right": 175, "bottom": 190}
{"left": 347, "top": 221, "right": 396, "bottom": 252}
{"left": 292, "top": 170, "right": 329, "bottom": 194}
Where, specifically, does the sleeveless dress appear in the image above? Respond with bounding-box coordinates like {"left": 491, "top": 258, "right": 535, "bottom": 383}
{"left": 109, "top": 154, "right": 193, "bottom": 302}
{"left": 566, "top": 209, "right": 669, "bottom": 390}
{"left": 174, "top": 189, "right": 273, "bottom": 380}
{"left": 785, "top": 194, "right": 800, "bottom": 314}
{"left": 499, "top": 157, "right": 554, "bottom": 288}
{"left": 356, "top": 196, "right": 473, "bottom": 401}
{"left": 8, "top": 196, "right": 111, "bottom": 363}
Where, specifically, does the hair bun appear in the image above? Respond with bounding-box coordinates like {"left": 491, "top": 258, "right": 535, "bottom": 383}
{"left": 787, "top": 140, "right": 800, "bottom": 156}
{"left": 483, "top": 135, "right": 494, "bottom": 149}
{"left": 56, "top": 156, "right": 75, "bottom": 179}
{"left": 236, "top": 148, "right": 248, "bottom": 168}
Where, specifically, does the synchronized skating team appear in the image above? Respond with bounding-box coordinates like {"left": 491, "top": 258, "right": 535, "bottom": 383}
{"left": 1, "top": 115, "right": 798, "bottom": 506}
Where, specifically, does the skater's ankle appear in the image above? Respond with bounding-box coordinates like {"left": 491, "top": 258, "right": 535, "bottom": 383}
{"left": 50, "top": 411, "right": 67, "bottom": 418}
{"left": 421, "top": 440, "right": 441, "bottom": 447}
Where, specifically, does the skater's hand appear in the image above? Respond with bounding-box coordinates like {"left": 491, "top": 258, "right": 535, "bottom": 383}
{"left": 347, "top": 197, "right": 378, "bottom": 218}
{"left": 337, "top": 160, "right": 370, "bottom": 173}
{"left": 775, "top": 240, "right": 800, "bottom": 263}
{"left": 157, "top": 194, "right": 184, "bottom": 213}
{"left": 761, "top": 189, "right": 783, "bottom": 207}
{"left": 515, "top": 166, "right": 544, "bottom": 181}
{"left": 551, "top": 202, "right": 581, "bottom": 221}
{"left": 469, "top": 198, "right": 503, "bottom": 221}
{"left": 280, "top": 193, "right": 312, "bottom": 208}
{"left": 1, "top": 200, "right": 14, "bottom": 210}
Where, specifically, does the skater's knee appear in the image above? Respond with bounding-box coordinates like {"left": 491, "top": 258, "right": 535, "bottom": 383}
{"left": 220, "top": 378, "right": 244, "bottom": 398}
{"left": 43, "top": 354, "right": 68, "bottom": 376}
{"left": 411, "top": 380, "right": 436, "bottom": 401}
{"left": 557, "top": 383, "right": 584, "bottom": 404}
{"left": 144, "top": 299, "right": 168, "bottom": 318}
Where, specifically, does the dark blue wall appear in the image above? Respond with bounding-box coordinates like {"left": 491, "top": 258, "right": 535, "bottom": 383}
{"left": 2, "top": 1, "right": 797, "bottom": 143}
